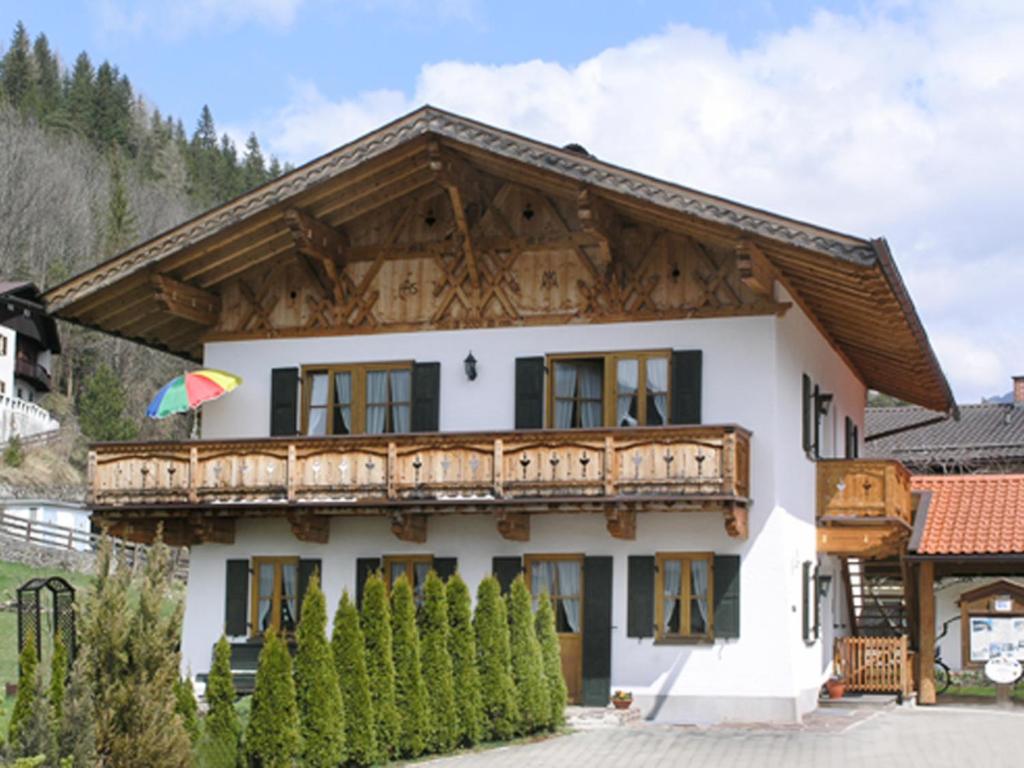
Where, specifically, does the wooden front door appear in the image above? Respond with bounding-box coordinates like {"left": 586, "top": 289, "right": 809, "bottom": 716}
{"left": 525, "top": 554, "right": 584, "bottom": 703}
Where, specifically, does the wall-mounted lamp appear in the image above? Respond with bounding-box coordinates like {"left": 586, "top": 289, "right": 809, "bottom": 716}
{"left": 817, "top": 573, "right": 833, "bottom": 599}
{"left": 464, "top": 351, "right": 478, "bottom": 381}
{"left": 815, "top": 389, "right": 834, "bottom": 417}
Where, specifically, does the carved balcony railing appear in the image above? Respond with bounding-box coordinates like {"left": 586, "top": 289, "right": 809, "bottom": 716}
{"left": 89, "top": 425, "right": 750, "bottom": 512}
{"left": 816, "top": 459, "right": 914, "bottom": 557}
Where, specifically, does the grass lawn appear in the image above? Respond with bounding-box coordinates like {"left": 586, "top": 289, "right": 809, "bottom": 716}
{"left": 942, "top": 683, "right": 1024, "bottom": 701}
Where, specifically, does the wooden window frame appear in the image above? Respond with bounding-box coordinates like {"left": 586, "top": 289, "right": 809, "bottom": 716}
{"left": 382, "top": 554, "right": 434, "bottom": 588}
{"left": 545, "top": 349, "right": 671, "bottom": 429}
{"left": 300, "top": 360, "right": 413, "bottom": 436}
{"left": 524, "top": 553, "right": 586, "bottom": 633}
{"left": 250, "top": 556, "right": 299, "bottom": 638}
{"left": 654, "top": 552, "right": 714, "bottom": 643}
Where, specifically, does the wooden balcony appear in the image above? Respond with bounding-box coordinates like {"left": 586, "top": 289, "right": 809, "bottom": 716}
{"left": 88, "top": 425, "right": 751, "bottom": 546}
{"left": 816, "top": 459, "right": 914, "bottom": 558}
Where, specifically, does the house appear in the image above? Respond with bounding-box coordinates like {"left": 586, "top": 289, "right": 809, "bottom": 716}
{"left": 42, "top": 107, "right": 954, "bottom": 722}
{"left": 0, "top": 281, "right": 61, "bottom": 442}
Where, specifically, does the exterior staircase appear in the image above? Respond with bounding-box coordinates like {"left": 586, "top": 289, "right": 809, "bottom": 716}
{"left": 845, "top": 557, "right": 907, "bottom": 637}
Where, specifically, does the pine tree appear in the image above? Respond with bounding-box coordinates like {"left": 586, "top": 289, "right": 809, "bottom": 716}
{"left": 420, "top": 571, "right": 457, "bottom": 753}
{"left": 173, "top": 676, "right": 199, "bottom": 743}
{"left": 104, "top": 151, "right": 137, "bottom": 256}
{"left": 242, "top": 132, "right": 267, "bottom": 190}
{"left": 7, "top": 635, "right": 39, "bottom": 749}
{"left": 197, "top": 636, "right": 243, "bottom": 768}
{"left": 507, "top": 575, "right": 550, "bottom": 734}
{"left": 331, "top": 590, "right": 377, "bottom": 767}
{"left": 535, "top": 590, "right": 568, "bottom": 730}
{"left": 474, "top": 576, "right": 518, "bottom": 741}
{"left": 58, "top": 658, "right": 98, "bottom": 768}
{"left": 31, "top": 33, "right": 60, "bottom": 120}
{"left": 446, "top": 572, "right": 483, "bottom": 747}
{"left": 361, "top": 573, "right": 400, "bottom": 760}
{"left": 294, "top": 574, "right": 345, "bottom": 767}
{"left": 49, "top": 633, "right": 69, "bottom": 728}
{"left": 390, "top": 574, "right": 427, "bottom": 757}
{"left": 188, "top": 104, "right": 220, "bottom": 204}
{"left": 65, "top": 52, "right": 96, "bottom": 136}
{"left": 268, "top": 156, "right": 283, "bottom": 178}
{"left": 1, "top": 22, "right": 35, "bottom": 112}
{"left": 78, "top": 362, "right": 137, "bottom": 441}
{"left": 246, "top": 629, "right": 302, "bottom": 768}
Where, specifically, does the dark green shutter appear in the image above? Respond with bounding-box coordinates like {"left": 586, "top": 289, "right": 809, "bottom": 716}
{"left": 802, "top": 374, "right": 812, "bottom": 454}
{"left": 270, "top": 367, "right": 299, "bottom": 436}
{"left": 356, "top": 557, "right": 380, "bottom": 609}
{"left": 626, "top": 556, "right": 655, "bottom": 638}
{"left": 582, "top": 556, "right": 613, "bottom": 706}
{"left": 845, "top": 417, "right": 854, "bottom": 458}
{"left": 713, "top": 554, "right": 740, "bottom": 639}
{"left": 492, "top": 556, "right": 523, "bottom": 594}
{"left": 297, "top": 559, "right": 321, "bottom": 622}
{"left": 670, "top": 350, "right": 702, "bottom": 425}
{"left": 411, "top": 362, "right": 441, "bottom": 432}
{"left": 515, "top": 357, "right": 545, "bottom": 429}
{"left": 225, "top": 559, "right": 249, "bottom": 636}
{"left": 433, "top": 557, "right": 458, "bottom": 581}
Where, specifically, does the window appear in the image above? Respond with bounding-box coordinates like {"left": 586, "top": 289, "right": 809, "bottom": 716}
{"left": 251, "top": 557, "right": 299, "bottom": 635}
{"left": 302, "top": 362, "right": 412, "bottom": 436}
{"left": 383, "top": 555, "right": 433, "bottom": 604}
{"left": 548, "top": 350, "right": 671, "bottom": 429}
{"left": 0, "top": 336, "right": 7, "bottom": 356}
{"left": 526, "top": 555, "right": 583, "bottom": 634}
{"left": 655, "top": 552, "right": 713, "bottom": 640}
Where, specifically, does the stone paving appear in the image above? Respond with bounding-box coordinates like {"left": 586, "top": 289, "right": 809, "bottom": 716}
{"left": 423, "top": 706, "right": 1024, "bottom": 767}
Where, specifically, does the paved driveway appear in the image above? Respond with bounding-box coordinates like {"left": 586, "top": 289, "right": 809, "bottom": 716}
{"left": 424, "top": 707, "right": 1024, "bottom": 767}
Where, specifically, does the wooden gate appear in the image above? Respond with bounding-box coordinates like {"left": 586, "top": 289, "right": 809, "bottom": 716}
{"left": 834, "top": 636, "right": 913, "bottom": 696}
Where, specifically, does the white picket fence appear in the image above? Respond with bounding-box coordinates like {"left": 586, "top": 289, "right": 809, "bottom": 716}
{"left": 0, "top": 393, "right": 60, "bottom": 443}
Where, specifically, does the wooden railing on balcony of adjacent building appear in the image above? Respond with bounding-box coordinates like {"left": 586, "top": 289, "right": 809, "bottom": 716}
{"left": 816, "top": 459, "right": 914, "bottom": 558}
{"left": 88, "top": 424, "right": 751, "bottom": 546}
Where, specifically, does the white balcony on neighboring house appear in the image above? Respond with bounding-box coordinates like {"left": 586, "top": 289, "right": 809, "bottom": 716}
{"left": 0, "top": 392, "right": 59, "bottom": 443}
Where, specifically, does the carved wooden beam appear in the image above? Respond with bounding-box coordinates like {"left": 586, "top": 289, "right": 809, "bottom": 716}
{"left": 723, "top": 504, "right": 748, "bottom": 540}
{"left": 150, "top": 273, "right": 221, "bottom": 326}
{"left": 429, "top": 140, "right": 481, "bottom": 295}
{"left": 189, "top": 515, "right": 236, "bottom": 545}
{"left": 284, "top": 208, "right": 347, "bottom": 266}
{"left": 391, "top": 512, "right": 428, "bottom": 543}
{"left": 605, "top": 507, "right": 636, "bottom": 540}
{"left": 496, "top": 512, "right": 530, "bottom": 542}
{"left": 576, "top": 188, "right": 615, "bottom": 270}
{"left": 735, "top": 240, "right": 776, "bottom": 299}
{"left": 287, "top": 511, "right": 330, "bottom": 544}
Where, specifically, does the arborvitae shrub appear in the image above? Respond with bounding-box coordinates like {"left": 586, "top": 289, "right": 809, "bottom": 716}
{"left": 474, "top": 576, "right": 518, "bottom": 741}
{"left": 173, "top": 675, "right": 200, "bottom": 743}
{"left": 245, "top": 629, "right": 302, "bottom": 768}
{"left": 331, "top": 590, "right": 378, "bottom": 767}
{"left": 293, "top": 574, "right": 346, "bottom": 768}
{"left": 58, "top": 657, "right": 97, "bottom": 768}
{"left": 197, "top": 635, "right": 243, "bottom": 768}
{"left": 419, "top": 571, "right": 457, "bottom": 754}
{"left": 507, "top": 575, "right": 550, "bottom": 734}
{"left": 446, "top": 572, "right": 483, "bottom": 747}
{"left": 535, "top": 590, "right": 568, "bottom": 729}
{"left": 13, "top": 665, "right": 56, "bottom": 762}
{"left": 49, "top": 634, "right": 68, "bottom": 728}
{"left": 361, "top": 572, "right": 400, "bottom": 760}
{"left": 390, "top": 573, "right": 427, "bottom": 757}
{"left": 7, "top": 635, "right": 39, "bottom": 749}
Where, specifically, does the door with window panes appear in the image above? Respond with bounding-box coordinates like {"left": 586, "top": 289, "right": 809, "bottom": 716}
{"left": 525, "top": 555, "right": 583, "bottom": 703}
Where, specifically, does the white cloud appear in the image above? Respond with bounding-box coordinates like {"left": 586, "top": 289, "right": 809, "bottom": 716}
{"left": 257, "top": 0, "right": 1024, "bottom": 402}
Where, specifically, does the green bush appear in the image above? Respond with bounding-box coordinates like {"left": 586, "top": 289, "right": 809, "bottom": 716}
{"left": 4, "top": 433, "right": 24, "bottom": 466}
{"left": 390, "top": 573, "right": 427, "bottom": 757}
{"left": 12, "top": 665, "right": 57, "bottom": 763}
{"left": 57, "top": 658, "right": 97, "bottom": 768}
{"left": 507, "top": 575, "right": 550, "bottom": 734}
{"left": 534, "top": 589, "right": 568, "bottom": 729}
{"left": 294, "top": 574, "right": 346, "bottom": 767}
{"left": 446, "top": 572, "right": 483, "bottom": 747}
{"left": 8, "top": 635, "right": 39, "bottom": 749}
{"left": 361, "top": 572, "right": 400, "bottom": 760}
{"left": 197, "top": 636, "right": 243, "bottom": 767}
{"left": 173, "top": 675, "right": 200, "bottom": 743}
{"left": 49, "top": 634, "right": 69, "bottom": 728}
{"left": 474, "top": 576, "right": 519, "bottom": 741}
{"left": 331, "top": 590, "right": 378, "bottom": 766}
{"left": 245, "top": 629, "right": 302, "bottom": 768}
{"left": 420, "top": 571, "right": 457, "bottom": 753}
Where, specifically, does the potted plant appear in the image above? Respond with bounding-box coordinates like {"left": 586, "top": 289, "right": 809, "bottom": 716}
{"left": 825, "top": 676, "right": 845, "bottom": 699}
{"left": 610, "top": 690, "right": 633, "bottom": 710}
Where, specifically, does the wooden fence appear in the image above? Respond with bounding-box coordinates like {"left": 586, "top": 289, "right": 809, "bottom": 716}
{"left": 834, "top": 635, "right": 913, "bottom": 696}
{"left": 0, "top": 511, "right": 189, "bottom": 580}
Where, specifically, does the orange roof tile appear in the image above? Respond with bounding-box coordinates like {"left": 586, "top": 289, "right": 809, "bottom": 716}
{"left": 913, "top": 475, "right": 1024, "bottom": 555}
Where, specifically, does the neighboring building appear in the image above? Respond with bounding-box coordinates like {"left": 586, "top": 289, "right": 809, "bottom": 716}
{"left": 43, "top": 107, "right": 954, "bottom": 722}
{"left": 0, "top": 495, "right": 91, "bottom": 551}
{"left": 0, "top": 282, "right": 61, "bottom": 442}
{"left": 865, "top": 378, "right": 1024, "bottom": 474}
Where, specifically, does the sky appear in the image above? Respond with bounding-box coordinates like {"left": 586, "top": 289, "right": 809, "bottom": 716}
{"left": 2, "top": 0, "right": 1022, "bottom": 404}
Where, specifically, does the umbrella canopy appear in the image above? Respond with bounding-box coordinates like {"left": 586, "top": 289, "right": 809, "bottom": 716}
{"left": 147, "top": 369, "right": 242, "bottom": 419}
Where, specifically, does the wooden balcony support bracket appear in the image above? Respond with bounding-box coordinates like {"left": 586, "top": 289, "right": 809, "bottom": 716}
{"left": 391, "top": 512, "right": 428, "bottom": 543}
{"left": 188, "top": 515, "right": 235, "bottom": 545}
{"left": 150, "top": 273, "right": 221, "bottom": 327}
{"left": 605, "top": 506, "right": 636, "bottom": 540}
{"left": 723, "top": 503, "right": 749, "bottom": 539}
{"left": 287, "top": 511, "right": 329, "bottom": 544}
{"left": 496, "top": 511, "right": 530, "bottom": 542}
{"left": 284, "top": 207, "right": 348, "bottom": 305}
{"left": 734, "top": 240, "right": 777, "bottom": 300}
{"left": 576, "top": 188, "right": 615, "bottom": 270}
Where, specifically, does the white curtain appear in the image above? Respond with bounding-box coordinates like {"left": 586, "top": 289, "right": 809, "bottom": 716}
{"left": 616, "top": 359, "right": 639, "bottom": 426}
{"left": 281, "top": 563, "right": 298, "bottom": 631}
{"left": 663, "top": 559, "right": 682, "bottom": 634}
{"left": 556, "top": 560, "right": 581, "bottom": 633}
{"left": 258, "top": 563, "right": 274, "bottom": 631}
{"left": 579, "top": 363, "right": 603, "bottom": 428}
{"left": 647, "top": 358, "right": 668, "bottom": 425}
{"left": 334, "top": 372, "right": 352, "bottom": 434}
{"left": 530, "top": 561, "right": 556, "bottom": 611}
{"left": 390, "top": 370, "right": 411, "bottom": 433}
{"left": 307, "top": 373, "right": 328, "bottom": 436}
{"left": 366, "top": 371, "right": 388, "bottom": 433}
{"left": 553, "top": 363, "right": 577, "bottom": 429}
{"left": 691, "top": 559, "right": 709, "bottom": 631}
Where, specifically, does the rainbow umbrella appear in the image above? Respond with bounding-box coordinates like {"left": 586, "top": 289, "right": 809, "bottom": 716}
{"left": 147, "top": 369, "right": 242, "bottom": 419}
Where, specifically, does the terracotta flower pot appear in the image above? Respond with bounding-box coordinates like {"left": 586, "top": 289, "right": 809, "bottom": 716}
{"left": 825, "top": 679, "right": 845, "bottom": 699}
{"left": 612, "top": 698, "right": 632, "bottom": 710}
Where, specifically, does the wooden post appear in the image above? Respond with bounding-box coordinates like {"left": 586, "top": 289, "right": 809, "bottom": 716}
{"left": 189, "top": 446, "right": 199, "bottom": 504}
{"left": 287, "top": 443, "right": 297, "bottom": 502}
{"left": 493, "top": 439, "right": 504, "bottom": 498}
{"left": 604, "top": 436, "right": 616, "bottom": 496}
{"left": 387, "top": 442, "right": 397, "bottom": 499}
{"left": 917, "top": 560, "right": 936, "bottom": 705}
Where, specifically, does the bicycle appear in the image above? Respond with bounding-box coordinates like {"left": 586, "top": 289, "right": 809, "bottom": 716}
{"left": 933, "top": 615, "right": 960, "bottom": 695}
